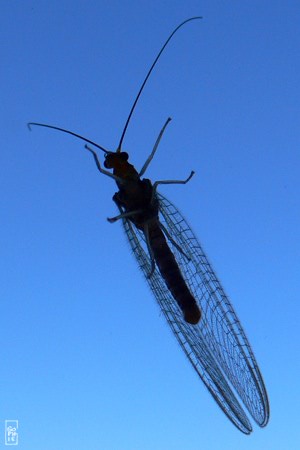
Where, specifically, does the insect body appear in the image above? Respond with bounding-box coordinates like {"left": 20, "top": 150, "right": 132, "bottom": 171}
{"left": 86, "top": 120, "right": 201, "bottom": 325}
{"left": 28, "top": 17, "right": 269, "bottom": 433}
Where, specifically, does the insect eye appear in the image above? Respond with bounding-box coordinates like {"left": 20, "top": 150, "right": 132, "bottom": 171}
{"left": 104, "top": 152, "right": 114, "bottom": 169}
{"left": 120, "top": 152, "right": 129, "bottom": 161}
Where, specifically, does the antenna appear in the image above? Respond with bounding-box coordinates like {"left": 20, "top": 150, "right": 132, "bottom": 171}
{"left": 116, "top": 16, "right": 202, "bottom": 152}
{"left": 28, "top": 18, "right": 201, "bottom": 155}
{"left": 27, "top": 122, "right": 110, "bottom": 153}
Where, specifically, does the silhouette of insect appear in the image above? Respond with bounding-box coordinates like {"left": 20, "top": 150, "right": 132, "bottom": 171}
{"left": 28, "top": 17, "right": 269, "bottom": 433}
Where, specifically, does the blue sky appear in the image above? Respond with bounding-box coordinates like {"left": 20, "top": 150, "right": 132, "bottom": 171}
{"left": 1, "top": 1, "right": 300, "bottom": 449}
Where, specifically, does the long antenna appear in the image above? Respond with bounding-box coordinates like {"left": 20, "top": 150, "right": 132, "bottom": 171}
{"left": 116, "top": 16, "right": 202, "bottom": 152}
{"left": 27, "top": 122, "right": 110, "bottom": 153}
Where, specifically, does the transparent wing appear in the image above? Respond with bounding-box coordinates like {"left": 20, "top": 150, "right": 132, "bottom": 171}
{"left": 121, "top": 193, "right": 269, "bottom": 434}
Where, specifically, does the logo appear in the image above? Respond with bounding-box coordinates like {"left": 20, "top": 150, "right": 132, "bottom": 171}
{"left": 5, "top": 420, "right": 18, "bottom": 446}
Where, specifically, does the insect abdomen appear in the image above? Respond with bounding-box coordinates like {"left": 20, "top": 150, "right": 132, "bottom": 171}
{"left": 148, "top": 224, "right": 201, "bottom": 324}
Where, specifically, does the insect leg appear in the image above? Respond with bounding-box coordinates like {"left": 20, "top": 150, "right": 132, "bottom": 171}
{"left": 139, "top": 117, "right": 172, "bottom": 177}
{"left": 143, "top": 223, "right": 156, "bottom": 278}
{"left": 107, "top": 194, "right": 143, "bottom": 222}
{"left": 107, "top": 209, "right": 143, "bottom": 223}
{"left": 151, "top": 171, "right": 195, "bottom": 203}
{"left": 158, "top": 221, "right": 191, "bottom": 262}
{"left": 153, "top": 170, "right": 195, "bottom": 190}
{"left": 85, "top": 145, "right": 123, "bottom": 183}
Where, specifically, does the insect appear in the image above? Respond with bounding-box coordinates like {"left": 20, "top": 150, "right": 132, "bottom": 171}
{"left": 28, "top": 17, "right": 269, "bottom": 434}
